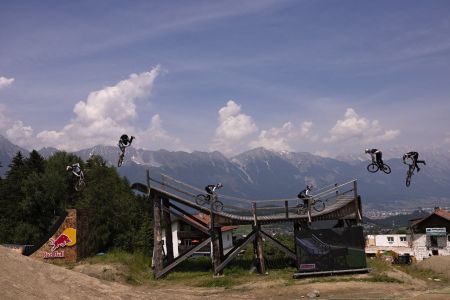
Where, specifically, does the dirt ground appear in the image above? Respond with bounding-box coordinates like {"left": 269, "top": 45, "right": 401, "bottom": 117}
{"left": 416, "top": 256, "right": 450, "bottom": 280}
{"left": 1, "top": 246, "right": 450, "bottom": 300}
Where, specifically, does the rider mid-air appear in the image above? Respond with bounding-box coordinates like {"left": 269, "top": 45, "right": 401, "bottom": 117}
{"left": 403, "top": 151, "right": 426, "bottom": 172}
{"left": 117, "top": 134, "right": 135, "bottom": 167}
{"left": 66, "top": 162, "right": 82, "bottom": 177}
{"left": 365, "top": 148, "right": 384, "bottom": 166}
{"left": 66, "top": 162, "right": 85, "bottom": 191}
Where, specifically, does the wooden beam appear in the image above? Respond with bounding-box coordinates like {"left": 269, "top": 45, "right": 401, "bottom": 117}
{"left": 164, "top": 207, "right": 209, "bottom": 234}
{"left": 353, "top": 181, "right": 362, "bottom": 222}
{"left": 255, "top": 224, "right": 266, "bottom": 274}
{"left": 169, "top": 202, "right": 208, "bottom": 228}
{"left": 162, "top": 197, "right": 174, "bottom": 263}
{"left": 156, "top": 238, "right": 211, "bottom": 279}
{"left": 215, "top": 231, "right": 256, "bottom": 274}
{"left": 284, "top": 201, "right": 289, "bottom": 219}
{"left": 260, "top": 230, "right": 296, "bottom": 260}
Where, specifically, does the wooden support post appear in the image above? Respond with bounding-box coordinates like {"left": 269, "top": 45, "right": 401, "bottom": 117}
{"left": 162, "top": 197, "right": 174, "bottom": 263}
{"left": 152, "top": 192, "right": 164, "bottom": 277}
{"left": 210, "top": 201, "right": 222, "bottom": 276}
{"left": 252, "top": 202, "right": 266, "bottom": 275}
{"left": 335, "top": 183, "right": 339, "bottom": 196}
{"left": 284, "top": 200, "right": 289, "bottom": 219}
{"left": 255, "top": 223, "right": 266, "bottom": 274}
{"left": 260, "top": 230, "right": 296, "bottom": 260}
{"left": 293, "top": 222, "right": 300, "bottom": 269}
{"left": 307, "top": 197, "right": 312, "bottom": 224}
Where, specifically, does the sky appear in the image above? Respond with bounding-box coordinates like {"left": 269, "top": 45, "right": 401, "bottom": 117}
{"left": 1, "top": 0, "right": 450, "bottom": 157}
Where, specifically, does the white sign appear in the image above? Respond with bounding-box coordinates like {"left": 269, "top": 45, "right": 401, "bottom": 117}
{"left": 426, "top": 228, "right": 447, "bottom": 236}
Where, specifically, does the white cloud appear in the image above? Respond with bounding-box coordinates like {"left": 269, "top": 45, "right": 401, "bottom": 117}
{"left": 34, "top": 66, "right": 183, "bottom": 151}
{"left": 0, "top": 76, "right": 14, "bottom": 89}
{"left": 0, "top": 104, "right": 35, "bottom": 148}
{"left": 210, "top": 100, "right": 258, "bottom": 155}
{"left": 249, "top": 121, "right": 315, "bottom": 152}
{"left": 324, "top": 108, "right": 400, "bottom": 144}
{"left": 139, "top": 114, "right": 187, "bottom": 151}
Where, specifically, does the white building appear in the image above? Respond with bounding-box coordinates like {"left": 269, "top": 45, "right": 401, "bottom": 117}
{"left": 365, "top": 208, "right": 450, "bottom": 260}
{"left": 162, "top": 213, "right": 236, "bottom": 258}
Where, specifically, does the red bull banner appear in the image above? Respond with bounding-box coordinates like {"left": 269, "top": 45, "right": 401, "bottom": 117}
{"left": 43, "top": 228, "right": 77, "bottom": 259}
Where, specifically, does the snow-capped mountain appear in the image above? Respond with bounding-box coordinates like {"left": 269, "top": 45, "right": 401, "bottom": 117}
{"left": 1, "top": 135, "right": 450, "bottom": 210}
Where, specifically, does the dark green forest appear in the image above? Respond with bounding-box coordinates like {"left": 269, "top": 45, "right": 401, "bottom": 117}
{"left": 0, "top": 151, "right": 153, "bottom": 256}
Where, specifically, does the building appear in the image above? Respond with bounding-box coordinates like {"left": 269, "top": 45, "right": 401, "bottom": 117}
{"left": 366, "top": 234, "right": 413, "bottom": 256}
{"left": 162, "top": 213, "right": 236, "bottom": 258}
{"left": 408, "top": 208, "right": 450, "bottom": 260}
{"left": 366, "top": 208, "right": 450, "bottom": 260}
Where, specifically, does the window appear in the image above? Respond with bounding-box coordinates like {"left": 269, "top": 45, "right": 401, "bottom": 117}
{"left": 387, "top": 236, "right": 394, "bottom": 242}
{"left": 400, "top": 237, "right": 406, "bottom": 242}
{"left": 183, "top": 239, "right": 192, "bottom": 246}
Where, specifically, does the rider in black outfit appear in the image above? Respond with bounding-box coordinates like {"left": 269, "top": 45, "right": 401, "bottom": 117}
{"left": 205, "top": 183, "right": 223, "bottom": 196}
{"left": 403, "top": 151, "right": 426, "bottom": 172}
{"left": 118, "top": 134, "right": 135, "bottom": 152}
{"left": 297, "top": 185, "right": 312, "bottom": 207}
{"left": 365, "top": 148, "right": 384, "bottom": 166}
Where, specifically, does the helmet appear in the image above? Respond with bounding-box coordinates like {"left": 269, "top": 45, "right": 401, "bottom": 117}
{"left": 66, "top": 165, "right": 72, "bottom": 171}
{"left": 365, "top": 149, "right": 369, "bottom": 153}
{"left": 217, "top": 183, "right": 223, "bottom": 188}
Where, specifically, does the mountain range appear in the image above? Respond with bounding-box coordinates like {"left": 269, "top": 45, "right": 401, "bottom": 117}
{"left": 1, "top": 135, "right": 450, "bottom": 210}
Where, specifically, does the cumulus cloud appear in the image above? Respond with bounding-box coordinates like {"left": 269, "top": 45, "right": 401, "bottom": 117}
{"left": 249, "top": 121, "right": 315, "bottom": 152}
{"left": 34, "top": 67, "right": 183, "bottom": 151}
{"left": 0, "top": 76, "right": 14, "bottom": 89}
{"left": 139, "top": 114, "right": 187, "bottom": 151}
{"left": 0, "top": 104, "right": 35, "bottom": 148}
{"left": 324, "top": 108, "right": 400, "bottom": 144}
{"left": 210, "top": 100, "right": 258, "bottom": 155}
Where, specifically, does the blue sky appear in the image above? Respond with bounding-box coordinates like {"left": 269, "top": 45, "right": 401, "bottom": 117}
{"left": 1, "top": 0, "right": 450, "bottom": 156}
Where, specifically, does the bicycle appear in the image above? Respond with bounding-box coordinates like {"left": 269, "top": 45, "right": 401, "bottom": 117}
{"left": 195, "top": 193, "right": 224, "bottom": 212}
{"left": 117, "top": 150, "right": 125, "bottom": 167}
{"left": 367, "top": 159, "right": 391, "bottom": 174}
{"left": 74, "top": 170, "right": 86, "bottom": 191}
{"left": 296, "top": 196, "right": 325, "bottom": 215}
{"left": 405, "top": 162, "right": 416, "bottom": 187}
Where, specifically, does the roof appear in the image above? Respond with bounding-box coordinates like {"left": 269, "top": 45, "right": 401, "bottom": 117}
{"left": 409, "top": 208, "right": 450, "bottom": 229}
{"left": 191, "top": 213, "right": 238, "bottom": 232}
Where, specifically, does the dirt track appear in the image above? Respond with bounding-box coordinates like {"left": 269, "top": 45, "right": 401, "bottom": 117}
{"left": 1, "top": 246, "right": 450, "bottom": 300}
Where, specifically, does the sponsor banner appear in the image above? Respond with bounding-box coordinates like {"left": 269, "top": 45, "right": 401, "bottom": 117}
{"left": 44, "top": 227, "right": 77, "bottom": 259}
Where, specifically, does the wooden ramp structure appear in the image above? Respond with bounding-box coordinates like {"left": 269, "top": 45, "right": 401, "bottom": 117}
{"left": 132, "top": 173, "right": 362, "bottom": 279}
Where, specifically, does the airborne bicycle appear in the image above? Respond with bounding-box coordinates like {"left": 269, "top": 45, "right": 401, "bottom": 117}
{"left": 367, "top": 159, "right": 391, "bottom": 174}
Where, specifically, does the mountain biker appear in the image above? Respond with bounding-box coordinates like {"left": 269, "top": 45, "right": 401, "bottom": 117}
{"left": 66, "top": 163, "right": 83, "bottom": 178}
{"left": 365, "top": 148, "right": 384, "bottom": 166}
{"left": 403, "top": 151, "right": 426, "bottom": 172}
{"left": 118, "top": 134, "right": 135, "bottom": 153}
{"left": 205, "top": 183, "right": 223, "bottom": 197}
{"left": 297, "top": 185, "right": 313, "bottom": 207}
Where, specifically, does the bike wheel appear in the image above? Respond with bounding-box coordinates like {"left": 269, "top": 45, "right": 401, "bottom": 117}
{"left": 382, "top": 164, "right": 391, "bottom": 174}
{"left": 75, "top": 180, "right": 86, "bottom": 192}
{"left": 367, "top": 163, "right": 379, "bottom": 173}
{"left": 313, "top": 199, "right": 325, "bottom": 212}
{"left": 212, "top": 201, "right": 223, "bottom": 212}
{"left": 195, "top": 194, "right": 207, "bottom": 206}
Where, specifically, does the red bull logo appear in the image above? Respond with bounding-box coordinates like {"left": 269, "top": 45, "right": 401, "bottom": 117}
{"left": 43, "top": 227, "right": 76, "bottom": 259}
{"left": 49, "top": 234, "right": 72, "bottom": 252}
